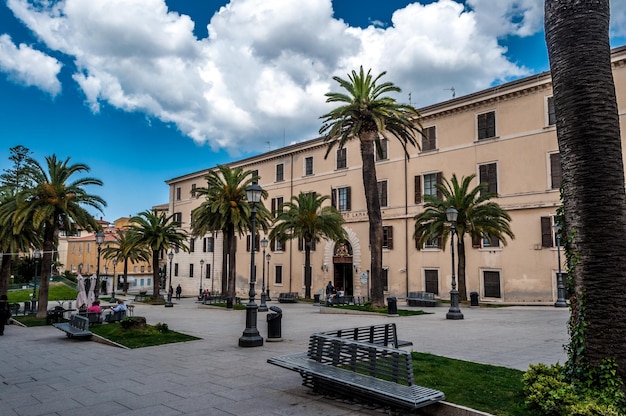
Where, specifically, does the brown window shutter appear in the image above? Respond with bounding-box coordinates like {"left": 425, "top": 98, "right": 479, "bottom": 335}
{"left": 414, "top": 176, "right": 421, "bottom": 204}
{"left": 436, "top": 172, "right": 443, "bottom": 199}
{"left": 472, "top": 234, "right": 481, "bottom": 248}
{"left": 331, "top": 188, "right": 337, "bottom": 208}
{"left": 388, "top": 226, "right": 394, "bottom": 249}
{"left": 270, "top": 239, "right": 275, "bottom": 251}
{"left": 246, "top": 235, "right": 251, "bottom": 252}
{"left": 415, "top": 236, "right": 420, "bottom": 250}
{"left": 298, "top": 238, "right": 303, "bottom": 251}
{"left": 437, "top": 235, "right": 443, "bottom": 248}
{"left": 541, "top": 217, "right": 553, "bottom": 247}
{"left": 346, "top": 187, "right": 351, "bottom": 211}
{"left": 271, "top": 198, "right": 276, "bottom": 216}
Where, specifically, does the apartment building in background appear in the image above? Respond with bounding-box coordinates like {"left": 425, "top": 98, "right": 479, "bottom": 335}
{"left": 162, "top": 45, "right": 626, "bottom": 304}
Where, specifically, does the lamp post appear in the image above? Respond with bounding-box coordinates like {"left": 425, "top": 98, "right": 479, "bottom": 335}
{"left": 199, "top": 259, "right": 205, "bottom": 298}
{"left": 103, "top": 265, "right": 108, "bottom": 296}
{"left": 445, "top": 207, "right": 464, "bottom": 320}
{"left": 211, "top": 231, "right": 216, "bottom": 295}
{"left": 553, "top": 222, "right": 568, "bottom": 307}
{"left": 32, "top": 249, "right": 41, "bottom": 313}
{"left": 259, "top": 237, "right": 269, "bottom": 312}
{"left": 95, "top": 232, "right": 105, "bottom": 297}
{"left": 166, "top": 250, "right": 174, "bottom": 307}
{"left": 239, "top": 183, "right": 264, "bottom": 347}
{"left": 111, "top": 259, "right": 118, "bottom": 302}
{"left": 266, "top": 253, "right": 271, "bottom": 301}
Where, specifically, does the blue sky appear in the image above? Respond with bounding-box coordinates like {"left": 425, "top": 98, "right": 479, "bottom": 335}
{"left": 1, "top": 0, "right": 625, "bottom": 222}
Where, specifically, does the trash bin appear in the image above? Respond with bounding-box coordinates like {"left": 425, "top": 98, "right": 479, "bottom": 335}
{"left": 387, "top": 296, "right": 398, "bottom": 315}
{"left": 24, "top": 301, "right": 31, "bottom": 314}
{"left": 226, "top": 296, "right": 233, "bottom": 309}
{"left": 470, "top": 292, "right": 479, "bottom": 307}
{"left": 313, "top": 294, "right": 320, "bottom": 306}
{"left": 267, "top": 306, "right": 282, "bottom": 341}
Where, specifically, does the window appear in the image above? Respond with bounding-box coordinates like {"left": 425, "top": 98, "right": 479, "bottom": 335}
{"left": 298, "top": 238, "right": 316, "bottom": 251}
{"left": 189, "top": 263, "right": 194, "bottom": 278}
{"left": 422, "top": 126, "right": 437, "bottom": 151}
{"left": 332, "top": 187, "right": 351, "bottom": 211}
{"left": 173, "top": 212, "right": 182, "bottom": 226}
{"left": 176, "top": 187, "right": 181, "bottom": 201}
{"left": 191, "top": 183, "right": 197, "bottom": 198}
{"left": 483, "top": 271, "right": 501, "bottom": 298}
{"left": 378, "top": 180, "right": 388, "bottom": 207}
{"left": 271, "top": 238, "right": 285, "bottom": 252}
{"left": 276, "top": 163, "right": 284, "bottom": 182}
{"left": 271, "top": 197, "right": 284, "bottom": 217}
{"left": 424, "top": 269, "right": 439, "bottom": 295}
{"left": 246, "top": 234, "right": 260, "bottom": 252}
{"left": 336, "top": 148, "right": 347, "bottom": 169}
{"left": 547, "top": 96, "right": 556, "bottom": 125}
{"left": 382, "top": 267, "right": 389, "bottom": 291}
{"left": 376, "top": 139, "right": 388, "bottom": 161}
{"left": 203, "top": 237, "right": 214, "bottom": 252}
{"left": 275, "top": 265, "right": 283, "bottom": 284}
{"left": 383, "top": 226, "right": 394, "bottom": 249}
{"left": 140, "top": 266, "right": 145, "bottom": 273}
{"left": 305, "top": 156, "right": 313, "bottom": 176}
{"left": 174, "top": 263, "right": 179, "bottom": 277}
{"left": 479, "top": 163, "right": 498, "bottom": 195}
{"left": 205, "top": 263, "right": 211, "bottom": 279}
{"left": 87, "top": 243, "right": 91, "bottom": 253}
{"left": 189, "top": 238, "right": 195, "bottom": 252}
{"left": 423, "top": 236, "right": 442, "bottom": 249}
{"left": 550, "top": 153, "right": 562, "bottom": 190}
{"left": 482, "top": 234, "right": 500, "bottom": 248}
{"left": 414, "top": 172, "right": 442, "bottom": 203}
{"left": 477, "top": 111, "right": 496, "bottom": 140}
{"left": 540, "top": 216, "right": 561, "bottom": 248}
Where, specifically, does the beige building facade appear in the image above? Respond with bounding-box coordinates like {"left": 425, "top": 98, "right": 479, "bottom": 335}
{"left": 164, "top": 46, "right": 626, "bottom": 304}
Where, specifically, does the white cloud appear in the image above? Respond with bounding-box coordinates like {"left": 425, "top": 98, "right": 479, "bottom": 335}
{"left": 3, "top": 0, "right": 564, "bottom": 156}
{"left": 0, "top": 34, "right": 62, "bottom": 95}
{"left": 611, "top": 0, "right": 626, "bottom": 38}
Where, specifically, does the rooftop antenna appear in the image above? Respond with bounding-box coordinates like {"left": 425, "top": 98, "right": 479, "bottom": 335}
{"left": 408, "top": 92, "right": 412, "bottom": 106}
{"left": 444, "top": 87, "right": 456, "bottom": 98}
{"left": 265, "top": 141, "right": 271, "bottom": 151}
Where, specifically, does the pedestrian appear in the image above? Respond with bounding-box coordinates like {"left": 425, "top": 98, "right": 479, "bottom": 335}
{"left": 325, "top": 281, "right": 334, "bottom": 305}
{"left": 0, "top": 294, "right": 12, "bottom": 336}
{"left": 168, "top": 285, "right": 174, "bottom": 300}
{"left": 175, "top": 284, "right": 182, "bottom": 300}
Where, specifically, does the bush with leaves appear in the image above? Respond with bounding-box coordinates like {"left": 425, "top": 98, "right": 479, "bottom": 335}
{"left": 155, "top": 322, "right": 169, "bottom": 333}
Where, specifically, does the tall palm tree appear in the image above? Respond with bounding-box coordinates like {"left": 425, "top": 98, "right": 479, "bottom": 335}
{"left": 269, "top": 192, "right": 346, "bottom": 298}
{"left": 127, "top": 210, "right": 188, "bottom": 299}
{"left": 191, "top": 165, "right": 270, "bottom": 297}
{"left": 101, "top": 229, "right": 150, "bottom": 295}
{"left": 545, "top": 0, "right": 626, "bottom": 379}
{"left": 6, "top": 155, "right": 104, "bottom": 317}
{"left": 319, "top": 66, "right": 422, "bottom": 307}
{"left": 414, "top": 174, "right": 514, "bottom": 301}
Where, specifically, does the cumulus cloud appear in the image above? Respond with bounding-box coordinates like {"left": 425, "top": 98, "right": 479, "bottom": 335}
{"left": 2, "top": 0, "right": 577, "bottom": 156}
{"left": 0, "top": 34, "right": 62, "bottom": 95}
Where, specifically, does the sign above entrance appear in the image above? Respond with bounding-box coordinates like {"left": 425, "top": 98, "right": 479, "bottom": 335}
{"left": 359, "top": 272, "right": 368, "bottom": 284}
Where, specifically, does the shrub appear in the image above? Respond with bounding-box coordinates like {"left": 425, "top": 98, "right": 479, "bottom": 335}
{"left": 155, "top": 322, "right": 169, "bottom": 333}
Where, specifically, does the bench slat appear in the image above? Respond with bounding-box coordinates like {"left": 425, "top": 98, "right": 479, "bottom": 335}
{"left": 52, "top": 314, "right": 92, "bottom": 338}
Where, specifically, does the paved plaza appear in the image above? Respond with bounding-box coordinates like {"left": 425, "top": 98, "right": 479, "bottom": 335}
{"left": 0, "top": 298, "right": 569, "bottom": 416}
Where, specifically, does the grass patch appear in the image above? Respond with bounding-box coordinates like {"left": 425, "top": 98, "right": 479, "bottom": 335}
{"left": 412, "top": 352, "right": 526, "bottom": 415}
{"left": 90, "top": 322, "right": 200, "bottom": 348}
{"left": 334, "top": 304, "right": 429, "bottom": 316}
{"left": 12, "top": 315, "right": 48, "bottom": 327}
{"left": 7, "top": 283, "right": 77, "bottom": 303}
{"left": 207, "top": 302, "right": 247, "bottom": 311}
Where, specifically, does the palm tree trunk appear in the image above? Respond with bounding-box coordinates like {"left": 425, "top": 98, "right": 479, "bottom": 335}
{"left": 123, "top": 259, "right": 129, "bottom": 294}
{"left": 360, "top": 136, "right": 384, "bottom": 307}
{"left": 457, "top": 238, "right": 468, "bottom": 301}
{"left": 37, "top": 228, "right": 55, "bottom": 318}
{"left": 221, "top": 232, "right": 228, "bottom": 294}
{"left": 546, "top": 0, "right": 626, "bottom": 378}
{"left": 304, "top": 242, "right": 312, "bottom": 298}
{"left": 227, "top": 226, "right": 237, "bottom": 297}
{"left": 0, "top": 253, "right": 11, "bottom": 295}
{"left": 151, "top": 250, "right": 160, "bottom": 299}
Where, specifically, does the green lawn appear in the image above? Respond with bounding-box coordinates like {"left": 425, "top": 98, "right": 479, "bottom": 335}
{"left": 412, "top": 352, "right": 527, "bottom": 415}
{"left": 7, "top": 283, "right": 77, "bottom": 303}
{"left": 90, "top": 322, "right": 200, "bottom": 348}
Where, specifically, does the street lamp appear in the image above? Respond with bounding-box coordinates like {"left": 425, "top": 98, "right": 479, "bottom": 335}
{"left": 266, "top": 253, "right": 271, "bottom": 301}
{"left": 259, "top": 237, "right": 269, "bottom": 312}
{"left": 166, "top": 250, "right": 174, "bottom": 307}
{"left": 95, "top": 232, "right": 105, "bottom": 297}
{"left": 211, "top": 231, "right": 216, "bottom": 295}
{"left": 445, "top": 207, "right": 464, "bottom": 320}
{"left": 111, "top": 259, "right": 118, "bottom": 302}
{"left": 103, "top": 265, "right": 108, "bottom": 296}
{"left": 553, "top": 222, "right": 568, "bottom": 307}
{"left": 200, "top": 259, "right": 205, "bottom": 298}
{"left": 239, "top": 183, "right": 264, "bottom": 347}
{"left": 32, "top": 249, "right": 41, "bottom": 313}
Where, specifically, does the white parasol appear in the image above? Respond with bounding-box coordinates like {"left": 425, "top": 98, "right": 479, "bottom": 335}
{"left": 87, "top": 274, "right": 97, "bottom": 306}
{"left": 76, "top": 274, "right": 89, "bottom": 311}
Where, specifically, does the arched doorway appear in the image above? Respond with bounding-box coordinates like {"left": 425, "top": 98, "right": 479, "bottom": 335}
{"left": 333, "top": 241, "right": 353, "bottom": 295}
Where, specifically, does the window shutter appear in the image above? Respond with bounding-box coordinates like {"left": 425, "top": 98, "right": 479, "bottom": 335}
{"left": 437, "top": 235, "right": 443, "bottom": 248}
{"left": 246, "top": 235, "right": 251, "bottom": 252}
{"left": 415, "top": 236, "right": 420, "bottom": 250}
{"left": 414, "top": 176, "right": 421, "bottom": 203}
{"left": 388, "top": 227, "right": 394, "bottom": 249}
{"left": 270, "top": 239, "right": 275, "bottom": 251}
{"left": 550, "top": 153, "right": 562, "bottom": 190}
{"left": 331, "top": 188, "right": 337, "bottom": 208}
{"left": 271, "top": 198, "right": 276, "bottom": 216}
{"left": 298, "top": 238, "right": 303, "bottom": 251}
{"left": 541, "top": 217, "right": 553, "bottom": 247}
{"left": 346, "top": 187, "right": 351, "bottom": 210}
{"left": 436, "top": 172, "right": 443, "bottom": 199}
{"left": 472, "top": 234, "right": 481, "bottom": 248}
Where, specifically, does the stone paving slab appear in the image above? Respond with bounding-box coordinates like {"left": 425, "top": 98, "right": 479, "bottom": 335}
{"left": 0, "top": 298, "right": 569, "bottom": 415}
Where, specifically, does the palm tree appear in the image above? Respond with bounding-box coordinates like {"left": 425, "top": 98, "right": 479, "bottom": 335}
{"left": 6, "top": 155, "right": 104, "bottom": 317}
{"left": 269, "top": 192, "right": 346, "bottom": 298}
{"left": 127, "top": 210, "right": 188, "bottom": 299}
{"left": 414, "top": 174, "right": 514, "bottom": 301}
{"left": 319, "top": 66, "right": 422, "bottom": 307}
{"left": 101, "top": 229, "right": 150, "bottom": 295}
{"left": 545, "top": 0, "right": 626, "bottom": 379}
{"left": 191, "top": 165, "right": 270, "bottom": 297}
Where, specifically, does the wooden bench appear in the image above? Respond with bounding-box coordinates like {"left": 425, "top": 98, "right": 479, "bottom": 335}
{"left": 278, "top": 292, "right": 299, "bottom": 303}
{"left": 268, "top": 333, "right": 444, "bottom": 411}
{"left": 406, "top": 291, "right": 438, "bottom": 307}
{"left": 134, "top": 291, "right": 148, "bottom": 301}
{"left": 321, "top": 323, "right": 413, "bottom": 349}
{"left": 52, "top": 314, "right": 92, "bottom": 338}
{"left": 104, "top": 309, "right": 126, "bottom": 323}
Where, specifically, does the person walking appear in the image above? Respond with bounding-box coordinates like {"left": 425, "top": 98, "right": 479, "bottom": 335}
{"left": 325, "top": 281, "right": 335, "bottom": 306}
{"left": 0, "top": 294, "right": 12, "bottom": 335}
{"left": 175, "top": 284, "right": 182, "bottom": 300}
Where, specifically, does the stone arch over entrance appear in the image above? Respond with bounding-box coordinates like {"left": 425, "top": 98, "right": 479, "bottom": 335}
{"left": 322, "top": 227, "right": 363, "bottom": 296}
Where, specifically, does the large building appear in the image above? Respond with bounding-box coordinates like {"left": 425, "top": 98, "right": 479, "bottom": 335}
{"left": 163, "top": 46, "right": 626, "bottom": 304}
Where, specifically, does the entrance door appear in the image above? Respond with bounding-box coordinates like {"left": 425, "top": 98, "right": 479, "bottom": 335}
{"left": 333, "top": 263, "right": 353, "bottom": 295}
